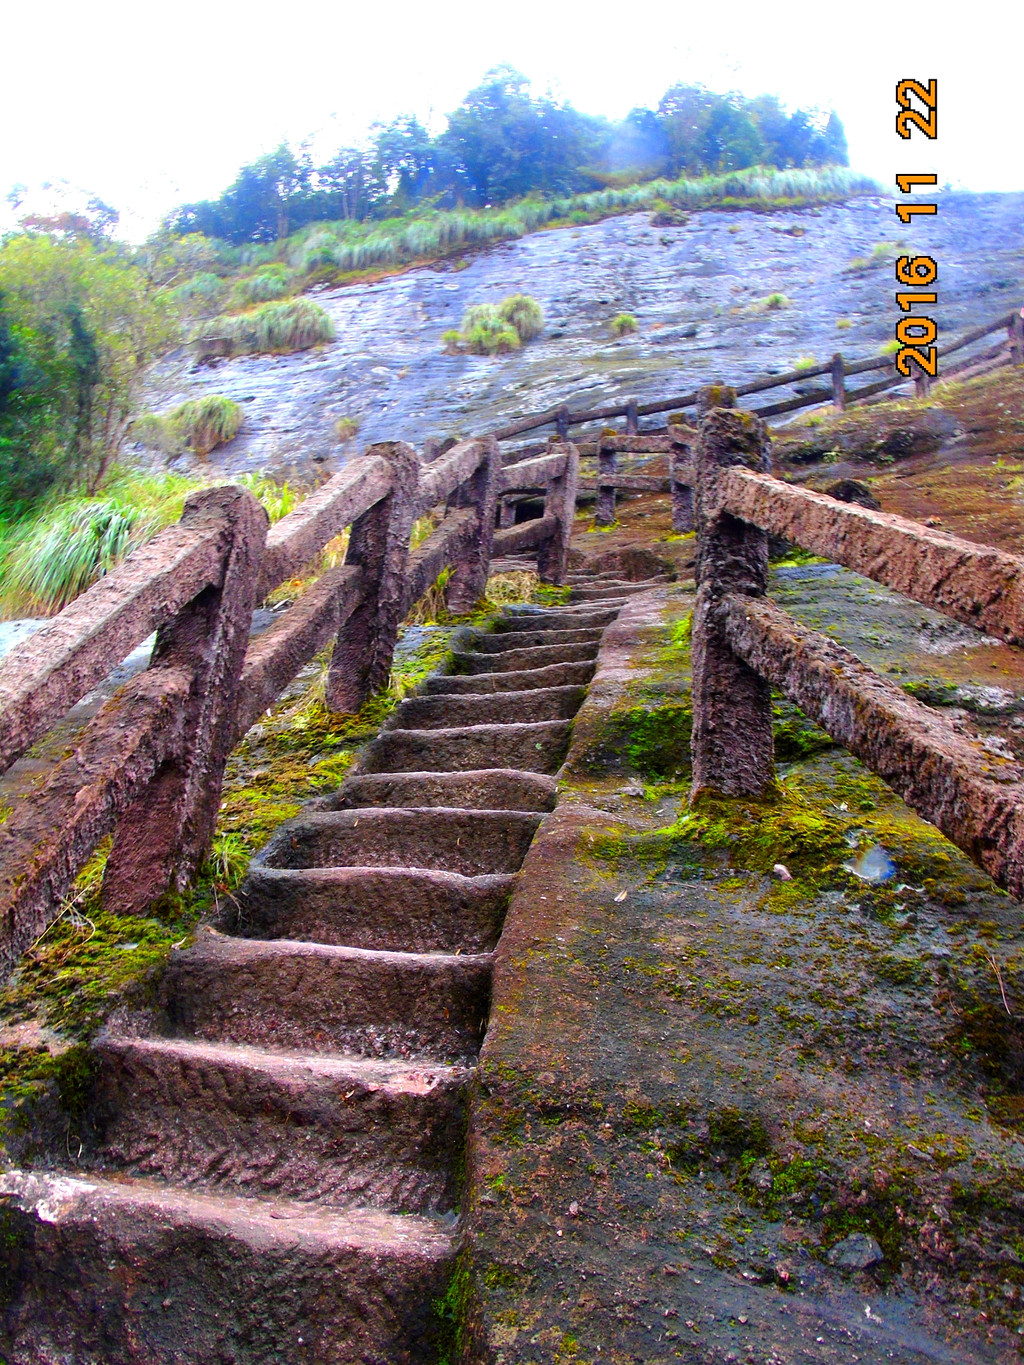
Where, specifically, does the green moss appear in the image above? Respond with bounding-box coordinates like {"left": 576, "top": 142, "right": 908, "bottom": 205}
{"left": 434, "top": 1250, "right": 475, "bottom": 1365}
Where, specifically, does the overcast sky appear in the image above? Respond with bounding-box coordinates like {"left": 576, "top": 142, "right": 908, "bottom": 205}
{"left": 2, "top": 0, "right": 1017, "bottom": 239}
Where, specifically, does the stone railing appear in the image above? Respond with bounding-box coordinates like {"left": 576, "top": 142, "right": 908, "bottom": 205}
{"left": 0, "top": 438, "right": 579, "bottom": 975}
{"left": 686, "top": 386, "right": 1024, "bottom": 900}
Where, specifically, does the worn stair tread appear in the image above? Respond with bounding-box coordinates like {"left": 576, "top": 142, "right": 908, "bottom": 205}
{"left": 420, "top": 660, "right": 595, "bottom": 694}
{"left": 327, "top": 768, "right": 557, "bottom": 811}
{"left": 459, "top": 626, "right": 604, "bottom": 651}
{"left": 361, "top": 720, "right": 572, "bottom": 774}
{"left": 451, "top": 642, "right": 598, "bottom": 672}
{"left": 255, "top": 805, "right": 542, "bottom": 875}
{"left": 0, "top": 1168, "right": 454, "bottom": 1253}
{"left": 390, "top": 684, "right": 586, "bottom": 730}
{"left": 97, "top": 1033, "right": 467, "bottom": 1092}
{"left": 161, "top": 928, "right": 492, "bottom": 1063}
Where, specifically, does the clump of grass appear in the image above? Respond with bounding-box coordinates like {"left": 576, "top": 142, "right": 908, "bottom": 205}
{"left": 879, "top": 338, "right": 902, "bottom": 355}
{"left": 496, "top": 293, "right": 544, "bottom": 342}
{"left": 334, "top": 416, "right": 361, "bottom": 442}
{"left": 753, "top": 292, "right": 792, "bottom": 312}
{"left": 835, "top": 317, "right": 853, "bottom": 330}
{"left": 168, "top": 271, "right": 227, "bottom": 316}
{"left": 793, "top": 355, "right": 818, "bottom": 372}
{"left": 846, "top": 241, "right": 901, "bottom": 273}
{"left": 229, "top": 263, "right": 297, "bottom": 307}
{"left": 610, "top": 313, "right": 638, "bottom": 336}
{"left": 484, "top": 569, "right": 538, "bottom": 605}
{"left": 198, "top": 297, "right": 335, "bottom": 357}
{"left": 0, "top": 467, "right": 297, "bottom": 616}
{"left": 133, "top": 395, "right": 244, "bottom": 458}
{"left": 444, "top": 294, "right": 543, "bottom": 356}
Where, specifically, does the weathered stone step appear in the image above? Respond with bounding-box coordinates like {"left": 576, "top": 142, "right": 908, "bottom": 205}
{"left": 459, "top": 626, "right": 603, "bottom": 652}
{"left": 0, "top": 1170, "right": 452, "bottom": 1365}
{"left": 391, "top": 684, "right": 586, "bottom": 730}
{"left": 329, "top": 768, "right": 557, "bottom": 812}
{"left": 258, "top": 807, "right": 542, "bottom": 876}
{"left": 361, "top": 720, "right": 572, "bottom": 774}
{"left": 498, "top": 605, "right": 618, "bottom": 629}
{"left": 421, "top": 660, "right": 595, "bottom": 694}
{"left": 89, "top": 1036, "right": 467, "bottom": 1214}
{"left": 568, "top": 583, "right": 657, "bottom": 601}
{"left": 232, "top": 865, "right": 513, "bottom": 954}
{"left": 451, "top": 641, "right": 597, "bottom": 673}
{"left": 161, "top": 928, "right": 491, "bottom": 1063}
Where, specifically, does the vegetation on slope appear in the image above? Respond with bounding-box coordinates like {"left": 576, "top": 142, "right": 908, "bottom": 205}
{"left": 132, "top": 395, "right": 243, "bottom": 457}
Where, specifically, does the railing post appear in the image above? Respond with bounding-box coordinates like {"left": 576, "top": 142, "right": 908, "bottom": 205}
{"left": 537, "top": 442, "right": 579, "bottom": 584}
{"left": 498, "top": 497, "right": 516, "bottom": 529}
{"left": 446, "top": 436, "right": 500, "bottom": 612}
{"left": 556, "top": 405, "right": 570, "bottom": 440}
{"left": 1009, "top": 309, "right": 1024, "bottom": 366}
{"left": 691, "top": 387, "right": 776, "bottom": 801}
{"left": 326, "top": 441, "right": 419, "bottom": 712}
{"left": 102, "top": 486, "right": 269, "bottom": 914}
{"left": 669, "top": 421, "right": 696, "bottom": 533}
{"left": 625, "top": 398, "right": 638, "bottom": 435}
{"left": 595, "top": 434, "right": 617, "bottom": 527}
{"left": 914, "top": 370, "right": 931, "bottom": 400}
{"left": 831, "top": 352, "right": 846, "bottom": 411}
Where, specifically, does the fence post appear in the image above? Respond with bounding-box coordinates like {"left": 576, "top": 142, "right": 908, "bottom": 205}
{"left": 446, "top": 436, "right": 500, "bottom": 612}
{"left": 537, "top": 442, "right": 579, "bottom": 584}
{"left": 831, "top": 352, "right": 846, "bottom": 411}
{"left": 625, "top": 398, "right": 638, "bottom": 435}
{"left": 326, "top": 441, "right": 419, "bottom": 712}
{"left": 556, "top": 405, "right": 570, "bottom": 440}
{"left": 1009, "top": 310, "right": 1024, "bottom": 365}
{"left": 498, "top": 497, "right": 516, "bottom": 529}
{"left": 914, "top": 371, "right": 931, "bottom": 400}
{"left": 102, "top": 486, "right": 268, "bottom": 914}
{"left": 690, "top": 387, "right": 776, "bottom": 801}
{"left": 669, "top": 421, "right": 696, "bottom": 533}
{"left": 595, "top": 434, "right": 617, "bottom": 527}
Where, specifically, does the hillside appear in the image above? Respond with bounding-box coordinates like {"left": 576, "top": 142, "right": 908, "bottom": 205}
{"left": 139, "top": 191, "right": 1024, "bottom": 483}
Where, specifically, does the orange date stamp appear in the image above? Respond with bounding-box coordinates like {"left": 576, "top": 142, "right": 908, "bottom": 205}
{"left": 895, "top": 78, "right": 938, "bottom": 385}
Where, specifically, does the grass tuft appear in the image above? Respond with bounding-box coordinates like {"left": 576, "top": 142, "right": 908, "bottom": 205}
{"left": 133, "top": 395, "right": 243, "bottom": 458}
{"left": 610, "top": 313, "right": 639, "bottom": 336}
{"left": 445, "top": 294, "right": 543, "bottom": 356}
{"left": 198, "top": 297, "right": 334, "bottom": 358}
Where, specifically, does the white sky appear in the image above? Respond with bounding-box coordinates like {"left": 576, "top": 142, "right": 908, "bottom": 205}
{"left": 1, "top": 0, "right": 1018, "bottom": 240}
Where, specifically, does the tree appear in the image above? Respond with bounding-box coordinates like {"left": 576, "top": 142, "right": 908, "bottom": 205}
{"left": 0, "top": 234, "right": 178, "bottom": 494}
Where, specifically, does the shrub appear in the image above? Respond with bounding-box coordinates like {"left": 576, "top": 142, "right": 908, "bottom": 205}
{"left": 229, "top": 264, "right": 297, "bottom": 307}
{"left": 793, "top": 355, "right": 817, "bottom": 371}
{"left": 879, "top": 338, "right": 902, "bottom": 355}
{"left": 496, "top": 293, "right": 544, "bottom": 342}
{"left": 846, "top": 241, "right": 901, "bottom": 273}
{"left": 335, "top": 416, "right": 360, "bottom": 442}
{"left": 754, "top": 292, "right": 792, "bottom": 311}
{"left": 169, "top": 271, "right": 227, "bottom": 315}
{"left": 198, "top": 297, "right": 334, "bottom": 358}
{"left": 133, "top": 395, "right": 243, "bottom": 457}
{"left": 836, "top": 317, "right": 853, "bottom": 330}
{"left": 445, "top": 294, "right": 542, "bottom": 356}
{"left": 610, "top": 312, "right": 638, "bottom": 336}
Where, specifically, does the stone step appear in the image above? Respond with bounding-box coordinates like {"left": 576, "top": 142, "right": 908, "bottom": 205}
{"left": 88, "top": 1036, "right": 467, "bottom": 1214}
{"left": 420, "top": 660, "right": 595, "bottom": 694}
{"left": 328, "top": 768, "right": 557, "bottom": 812}
{"left": 451, "top": 642, "right": 597, "bottom": 673}
{"left": 232, "top": 865, "right": 513, "bottom": 955}
{"left": 361, "top": 720, "right": 572, "bottom": 774}
{"left": 391, "top": 684, "right": 586, "bottom": 730}
{"left": 459, "top": 626, "right": 603, "bottom": 653}
{"left": 161, "top": 928, "right": 492, "bottom": 1064}
{"left": 257, "top": 807, "right": 542, "bottom": 877}
{"left": 0, "top": 1170, "right": 453, "bottom": 1365}
{"left": 568, "top": 583, "right": 658, "bottom": 601}
{"left": 497, "top": 605, "right": 619, "bottom": 629}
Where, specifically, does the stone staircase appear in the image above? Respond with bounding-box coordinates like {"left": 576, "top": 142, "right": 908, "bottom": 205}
{"left": 0, "top": 577, "right": 662, "bottom": 1364}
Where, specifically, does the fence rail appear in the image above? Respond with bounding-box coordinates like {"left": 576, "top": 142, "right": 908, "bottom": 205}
{"left": 686, "top": 384, "right": 1024, "bottom": 901}
{"left": 0, "top": 301, "right": 1021, "bottom": 974}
